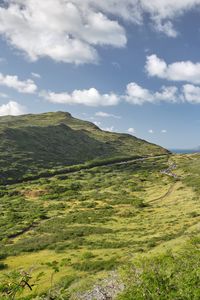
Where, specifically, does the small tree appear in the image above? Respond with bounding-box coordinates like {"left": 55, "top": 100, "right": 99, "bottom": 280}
{"left": 0, "top": 269, "right": 44, "bottom": 299}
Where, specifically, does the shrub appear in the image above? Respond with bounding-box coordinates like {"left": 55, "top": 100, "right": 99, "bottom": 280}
{"left": 118, "top": 241, "right": 200, "bottom": 300}
{"left": 72, "top": 257, "right": 118, "bottom": 272}
{"left": 0, "top": 263, "right": 8, "bottom": 270}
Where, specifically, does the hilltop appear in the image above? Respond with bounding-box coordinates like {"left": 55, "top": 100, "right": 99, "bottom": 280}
{"left": 0, "top": 111, "right": 169, "bottom": 184}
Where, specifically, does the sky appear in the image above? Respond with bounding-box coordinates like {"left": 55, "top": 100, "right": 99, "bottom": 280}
{"left": 0, "top": 1, "right": 200, "bottom": 149}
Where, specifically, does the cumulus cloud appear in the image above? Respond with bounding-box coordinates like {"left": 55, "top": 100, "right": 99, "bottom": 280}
{"left": 0, "top": 101, "right": 26, "bottom": 116}
{"left": 0, "top": 1, "right": 200, "bottom": 65}
{"left": 0, "top": 73, "right": 37, "bottom": 93}
{"left": 127, "top": 127, "right": 136, "bottom": 134}
{"left": 182, "top": 84, "right": 200, "bottom": 103}
{"left": 125, "top": 81, "right": 200, "bottom": 105}
{"left": 124, "top": 82, "right": 179, "bottom": 104}
{"left": 41, "top": 81, "right": 200, "bottom": 107}
{"left": 141, "top": 0, "right": 200, "bottom": 36}
{"left": 146, "top": 54, "right": 200, "bottom": 84}
{"left": 95, "top": 111, "right": 121, "bottom": 118}
{"left": 161, "top": 129, "right": 167, "bottom": 133}
{"left": 0, "top": 0, "right": 126, "bottom": 64}
{"left": 41, "top": 88, "right": 120, "bottom": 106}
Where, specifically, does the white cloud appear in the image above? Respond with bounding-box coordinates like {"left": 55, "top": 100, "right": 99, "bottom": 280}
{"left": 41, "top": 81, "right": 200, "bottom": 107}
{"left": 0, "top": 1, "right": 199, "bottom": 66}
{"left": 161, "top": 129, "right": 167, "bottom": 133}
{"left": 95, "top": 111, "right": 121, "bottom": 118}
{"left": 0, "top": 101, "right": 26, "bottom": 116}
{"left": 94, "top": 121, "right": 101, "bottom": 127}
{"left": 0, "top": 0, "right": 126, "bottom": 65}
{"left": 0, "top": 73, "right": 37, "bottom": 94}
{"left": 125, "top": 82, "right": 152, "bottom": 105}
{"left": 31, "top": 72, "right": 41, "bottom": 79}
{"left": 125, "top": 81, "right": 200, "bottom": 105}
{"left": 148, "top": 129, "right": 154, "bottom": 134}
{"left": 145, "top": 55, "right": 167, "bottom": 78}
{"left": 146, "top": 54, "right": 200, "bottom": 84}
{"left": 153, "top": 20, "right": 178, "bottom": 37}
{"left": 41, "top": 88, "right": 120, "bottom": 106}
{"left": 103, "top": 126, "right": 115, "bottom": 132}
{"left": 78, "top": 1, "right": 200, "bottom": 37}
{"left": 127, "top": 127, "right": 136, "bottom": 134}
{"left": 124, "top": 82, "right": 179, "bottom": 104}
{"left": 182, "top": 84, "right": 200, "bottom": 103}
{"left": 141, "top": 0, "right": 200, "bottom": 36}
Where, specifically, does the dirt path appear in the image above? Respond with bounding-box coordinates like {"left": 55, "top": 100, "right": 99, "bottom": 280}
{"left": 8, "top": 222, "right": 38, "bottom": 240}
{"left": 149, "top": 162, "right": 180, "bottom": 204}
{"left": 5, "top": 155, "right": 167, "bottom": 186}
{"left": 149, "top": 181, "right": 178, "bottom": 204}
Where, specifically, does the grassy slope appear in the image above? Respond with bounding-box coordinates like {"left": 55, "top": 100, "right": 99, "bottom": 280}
{"left": 0, "top": 154, "right": 200, "bottom": 299}
{"left": 118, "top": 153, "right": 200, "bottom": 300}
{"left": 0, "top": 112, "right": 168, "bottom": 184}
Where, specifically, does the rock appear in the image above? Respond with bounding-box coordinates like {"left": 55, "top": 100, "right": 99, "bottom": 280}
{"left": 75, "top": 272, "right": 125, "bottom": 300}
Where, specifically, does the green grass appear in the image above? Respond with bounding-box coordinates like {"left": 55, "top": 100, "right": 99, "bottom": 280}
{"left": 0, "top": 154, "right": 200, "bottom": 298}
{"left": 118, "top": 237, "right": 200, "bottom": 300}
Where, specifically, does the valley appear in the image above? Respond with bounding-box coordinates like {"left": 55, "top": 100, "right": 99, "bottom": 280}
{"left": 0, "top": 150, "right": 200, "bottom": 299}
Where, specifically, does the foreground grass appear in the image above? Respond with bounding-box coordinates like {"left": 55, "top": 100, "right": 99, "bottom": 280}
{"left": 118, "top": 236, "right": 200, "bottom": 300}
{"left": 0, "top": 154, "right": 200, "bottom": 299}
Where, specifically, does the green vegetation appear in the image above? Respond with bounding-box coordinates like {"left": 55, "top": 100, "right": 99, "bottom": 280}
{"left": 0, "top": 113, "right": 199, "bottom": 299}
{"left": 119, "top": 238, "right": 200, "bottom": 300}
{"left": 0, "top": 152, "right": 200, "bottom": 299}
{"left": 0, "top": 111, "right": 168, "bottom": 184}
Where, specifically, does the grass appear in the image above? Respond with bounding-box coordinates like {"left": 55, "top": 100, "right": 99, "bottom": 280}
{"left": 0, "top": 154, "right": 200, "bottom": 299}
{"left": 118, "top": 237, "right": 200, "bottom": 300}
{"left": 0, "top": 111, "right": 168, "bottom": 184}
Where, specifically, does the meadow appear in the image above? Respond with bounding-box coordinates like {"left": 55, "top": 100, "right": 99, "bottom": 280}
{"left": 0, "top": 154, "right": 200, "bottom": 299}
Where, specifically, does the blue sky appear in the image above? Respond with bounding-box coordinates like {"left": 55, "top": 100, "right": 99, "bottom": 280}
{"left": 0, "top": 1, "right": 200, "bottom": 149}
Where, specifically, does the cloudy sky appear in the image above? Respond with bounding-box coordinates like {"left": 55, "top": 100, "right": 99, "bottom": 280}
{"left": 0, "top": 0, "right": 200, "bottom": 149}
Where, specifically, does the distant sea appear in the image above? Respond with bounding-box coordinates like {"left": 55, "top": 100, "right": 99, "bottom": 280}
{"left": 170, "top": 149, "right": 200, "bottom": 154}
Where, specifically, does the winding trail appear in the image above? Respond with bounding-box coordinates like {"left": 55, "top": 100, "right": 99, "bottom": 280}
{"left": 149, "top": 162, "right": 180, "bottom": 204}
{"left": 8, "top": 222, "right": 38, "bottom": 240}
{"left": 149, "top": 181, "right": 178, "bottom": 204}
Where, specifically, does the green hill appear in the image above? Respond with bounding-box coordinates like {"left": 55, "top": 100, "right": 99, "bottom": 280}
{"left": 0, "top": 111, "right": 169, "bottom": 183}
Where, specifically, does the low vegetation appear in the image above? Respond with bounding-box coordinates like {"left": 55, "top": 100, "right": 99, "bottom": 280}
{"left": 0, "top": 153, "right": 200, "bottom": 299}
{"left": 0, "top": 112, "right": 168, "bottom": 184}
{"left": 119, "top": 237, "right": 200, "bottom": 300}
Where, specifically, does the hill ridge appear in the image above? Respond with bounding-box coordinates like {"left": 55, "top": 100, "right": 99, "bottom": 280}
{"left": 0, "top": 111, "right": 169, "bottom": 184}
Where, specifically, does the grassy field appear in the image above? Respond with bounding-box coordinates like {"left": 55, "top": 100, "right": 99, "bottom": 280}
{"left": 0, "top": 154, "right": 200, "bottom": 299}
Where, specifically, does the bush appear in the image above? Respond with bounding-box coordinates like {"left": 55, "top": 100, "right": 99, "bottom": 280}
{"left": 118, "top": 241, "right": 200, "bottom": 300}
{"left": 73, "top": 257, "right": 118, "bottom": 272}
{"left": 0, "top": 263, "right": 8, "bottom": 270}
{"left": 0, "top": 253, "right": 7, "bottom": 260}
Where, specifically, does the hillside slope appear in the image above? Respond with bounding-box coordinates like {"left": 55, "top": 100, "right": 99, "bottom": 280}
{"left": 0, "top": 111, "right": 169, "bottom": 183}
